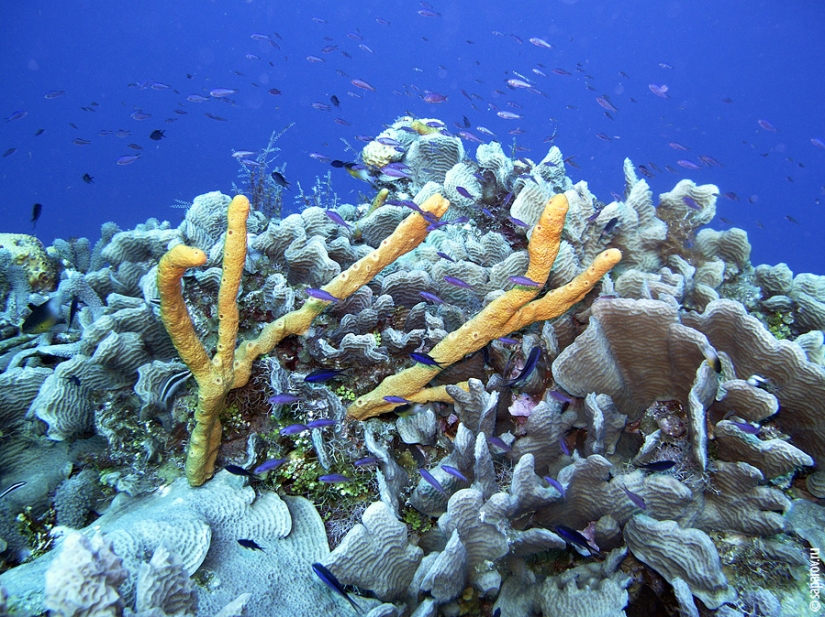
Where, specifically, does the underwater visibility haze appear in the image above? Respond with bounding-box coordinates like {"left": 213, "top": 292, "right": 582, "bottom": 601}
{"left": 0, "top": 1, "right": 824, "bottom": 616}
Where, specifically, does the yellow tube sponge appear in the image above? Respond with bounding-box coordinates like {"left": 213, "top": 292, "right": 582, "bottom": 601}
{"left": 159, "top": 193, "right": 449, "bottom": 486}
{"left": 232, "top": 193, "right": 450, "bottom": 387}
{"left": 347, "top": 194, "right": 622, "bottom": 420}
{"left": 157, "top": 194, "right": 249, "bottom": 486}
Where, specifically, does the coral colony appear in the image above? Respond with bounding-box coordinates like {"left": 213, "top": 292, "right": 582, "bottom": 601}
{"left": 0, "top": 117, "right": 823, "bottom": 616}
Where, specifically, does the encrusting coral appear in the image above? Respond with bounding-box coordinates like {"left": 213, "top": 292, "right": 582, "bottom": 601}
{"left": 158, "top": 193, "right": 450, "bottom": 485}
{"left": 348, "top": 193, "right": 622, "bottom": 419}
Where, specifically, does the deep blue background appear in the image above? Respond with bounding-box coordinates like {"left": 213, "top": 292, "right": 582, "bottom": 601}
{"left": 2, "top": 0, "right": 824, "bottom": 274}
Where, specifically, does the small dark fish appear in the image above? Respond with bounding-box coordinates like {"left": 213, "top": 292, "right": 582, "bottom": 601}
{"left": 441, "top": 465, "right": 468, "bottom": 483}
{"left": 73, "top": 138, "right": 91, "bottom": 146}
{"left": 3, "top": 147, "right": 16, "bottom": 157}
{"left": 555, "top": 525, "right": 597, "bottom": 555}
{"left": 31, "top": 203, "right": 43, "bottom": 227}
{"left": 319, "top": 474, "right": 351, "bottom": 483}
{"left": 443, "top": 275, "right": 473, "bottom": 289}
{"left": 418, "top": 468, "right": 447, "bottom": 497}
{"left": 634, "top": 460, "right": 676, "bottom": 472}
{"left": 311, "top": 562, "right": 363, "bottom": 615}
{"left": 508, "top": 275, "right": 540, "bottom": 287}
{"left": 410, "top": 352, "right": 442, "bottom": 368}
{"left": 269, "top": 393, "right": 302, "bottom": 405}
{"left": 601, "top": 217, "right": 620, "bottom": 235}
{"left": 507, "top": 347, "right": 541, "bottom": 386}
{"left": 149, "top": 129, "right": 165, "bottom": 141}
{"left": 34, "top": 128, "right": 45, "bottom": 136}
{"left": 253, "top": 458, "right": 288, "bottom": 474}
{"left": 225, "top": 464, "right": 256, "bottom": 477}
{"left": 305, "top": 368, "right": 345, "bottom": 383}
{"left": 6, "top": 110, "right": 27, "bottom": 122}
{"left": 0, "top": 481, "right": 26, "bottom": 500}
{"left": 271, "top": 171, "right": 291, "bottom": 189}
{"left": 305, "top": 288, "right": 340, "bottom": 303}
{"left": 785, "top": 215, "right": 800, "bottom": 225}
{"left": 383, "top": 396, "right": 411, "bottom": 404}
{"left": 82, "top": 173, "right": 94, "bottom": 184}
{"left": 330, "top": 95, "right": 340, "bottom": 107}
{"left": 543, "top": 476, "right": 565, "bottom": 498}
{"left": 204, "top": 113, "right": 227, "bottom": 122}
{"left": 280, "top": 424, "right": 309, "bottom": 435}
{"left": 238, "top": 538, "right": 264, "bottom": 550}
{"left": 620, "top": 484, "right": 646, "bottom": 510}
{"left": 307, "top": 418, "right": 336, "bottom": 429}
{"left": 354, "top": 457, "right": 379, "bottom": 467}
{"left": 419, "top": 291, "right": 444, "bottom": 304}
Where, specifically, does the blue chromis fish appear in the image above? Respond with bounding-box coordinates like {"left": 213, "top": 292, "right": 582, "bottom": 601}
{"left": 410, "top": 352, "right": 442, "bottom": 368}
{"left": 543, "top": 476, "right": 565, "bottom": 498}
{"left": 305, "top": 288, "right": 340, "bottom": 303}
{"left": 304, "top": 368, "right": 346, "bottom": 383}
{"left": 306, "top": 418, "right": 336, "bottom": 429}
{"left": 319, "top": 474, "right": 351, "bottom": 483}
{"left": 224, "top": 464, "right": 256, "bottom": 477}
{"left": 353, "top": 456, "right": 379, "bottom": 467}
{"left": 269, "top": 393, "right": 302, "bottom": 405}
{"left": 418, "top": 468, "right": 447, "bottom": 497}
{"left": 419, "top": 291, "right": 444, "bottom": 304}
{"left": 311, "top": 562, "right": 363, "bottom": 615}
{"left": 508, "top": 275, "right": 541, "bottom": 287}
{"left": 280, "top": 423, "right": 309, "bottom": 436}
{"left": 325, "top": 209, "right": 350, "bottom": 229}
{"left": 619, "top": 484, "right": 646, "bottom": 510}
{"left": 506, "top": 346, "right": 542, "bottom": 386}
{"left": 441, "top": 465, "right": 468, "bottom": 483}
{"left": 253, "top": 458, "right": 288, "bottom": 474}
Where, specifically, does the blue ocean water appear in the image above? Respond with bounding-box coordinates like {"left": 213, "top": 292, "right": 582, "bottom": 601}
{"left": 2, "top": 0, "right": 824, "bottom": 274}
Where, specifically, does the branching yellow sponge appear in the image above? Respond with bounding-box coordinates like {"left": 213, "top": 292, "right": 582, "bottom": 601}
{"left": 158, "top": 193, "right": 450, "bottom": 486}
{"left": 347, "top": 193, "right": 622, "bottom": 420}
{"left": 158, "top": 194, "right": 249, "bottom": 487}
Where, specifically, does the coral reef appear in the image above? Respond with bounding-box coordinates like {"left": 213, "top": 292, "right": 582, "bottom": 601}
{"left": 0, "top": 115, "right": 820, "bottom": 616}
